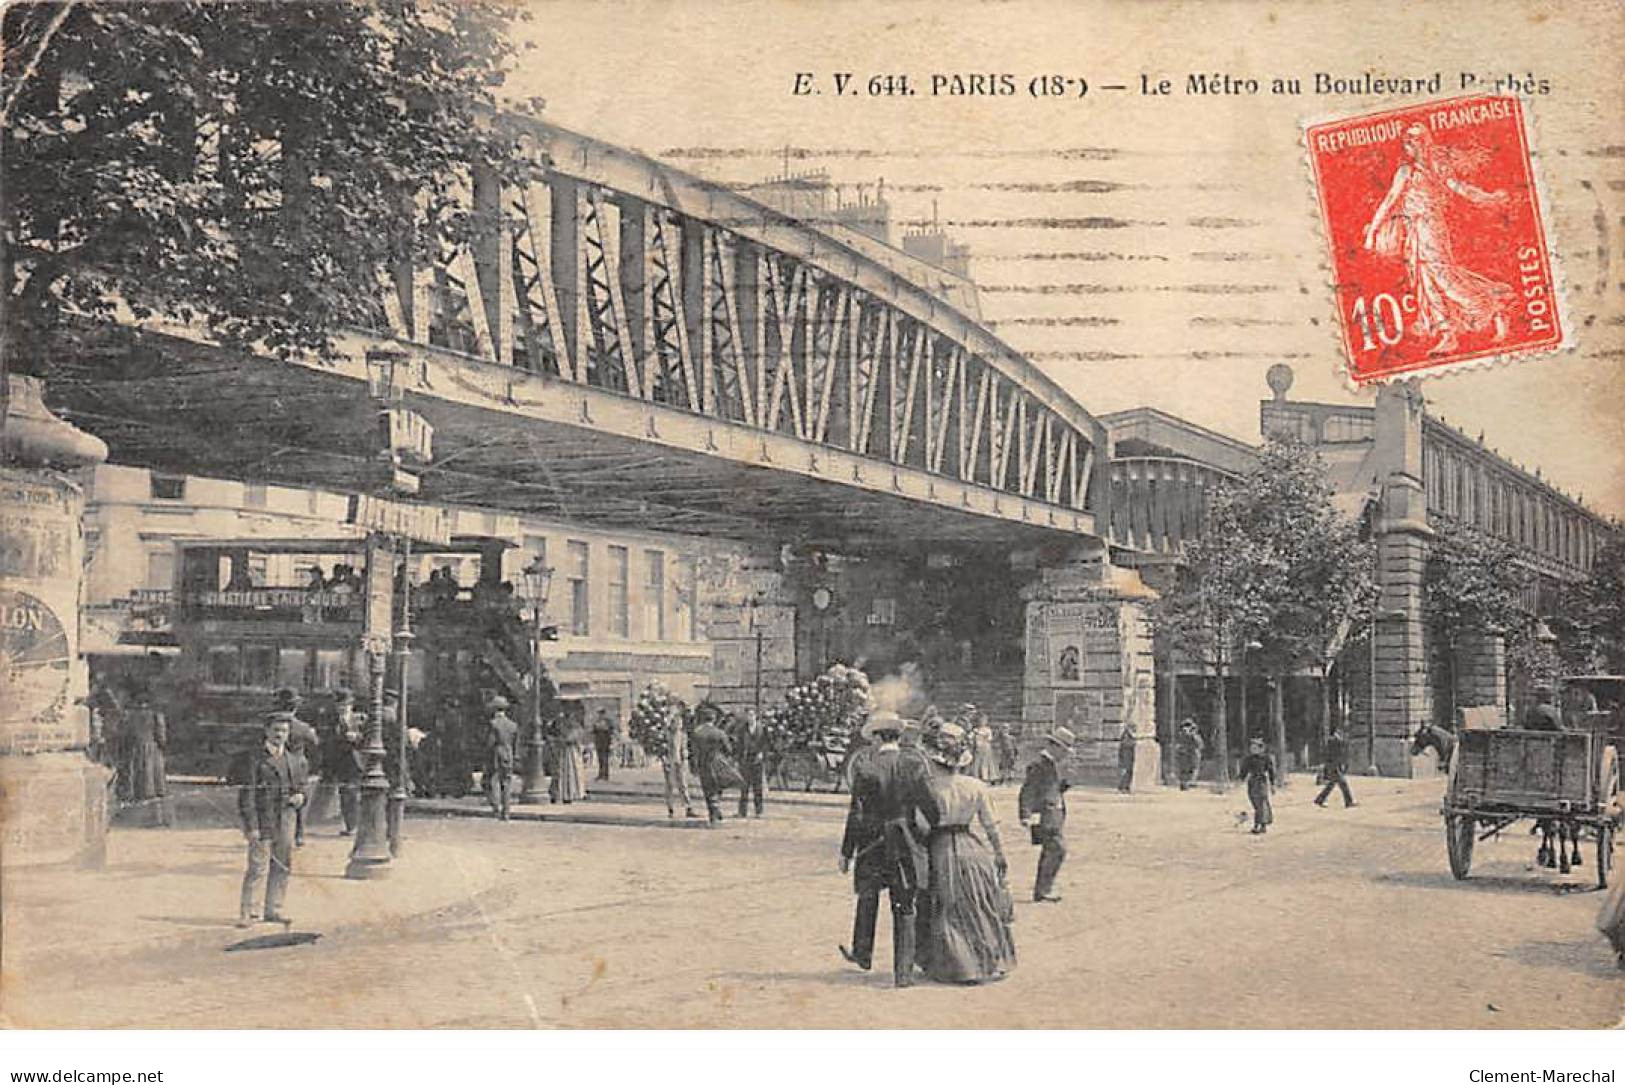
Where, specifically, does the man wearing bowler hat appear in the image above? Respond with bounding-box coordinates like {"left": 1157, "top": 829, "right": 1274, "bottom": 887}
{"left": 838, "top": 710, "right": 932, "bottom": 987}
{"left": 1019, "top": 726, "right": 1074, "bottom": 903}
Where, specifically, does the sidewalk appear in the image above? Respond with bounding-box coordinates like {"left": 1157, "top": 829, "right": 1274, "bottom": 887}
{"left": 2, "top": 821, "right": 501, "bottom": 973}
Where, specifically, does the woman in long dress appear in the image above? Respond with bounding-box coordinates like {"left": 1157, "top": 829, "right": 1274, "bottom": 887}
{"left": 967, "top": 715, "right": 997, "bottom": 784}
{"left": 917, "top": 721, "right": 1016, "bottom": 984}
{"left": 549, "top": 715, "right": 588, "bottom": 804}
{"left": 119, "top": 686, "right": 170, "bottom": 825}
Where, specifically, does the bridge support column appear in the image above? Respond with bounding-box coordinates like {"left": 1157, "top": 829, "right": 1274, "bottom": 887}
{"left": 1452, "top": 629, "right": 1506, "bottom": 726}
{"left": 700, "top": 551, "right": 796, "bottom": 719}
{"left": 1, "top": 375, "right": 112, "bottom": 869}
{"left": 1371, "top": 384, "right": 1435, "bottom": 777}
{"left": 1021, "top": 550, "right": 1160, "bottom": 788}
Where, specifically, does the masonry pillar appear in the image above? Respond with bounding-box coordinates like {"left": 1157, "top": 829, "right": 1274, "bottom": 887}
{"left": 1371, "top": 383, "right": 1434, "bottom": 777}
{"left": 1021, "top": 550, "right": 1160, "bottom": 788}
{"left": 1, "top": 374, "right": 112, "bottom": 868}
{"left": 699, "top": 551, "right": 796, "bottom": 717}
{"left": 1453, "top": 629, "right": 1507, "bottom": 724}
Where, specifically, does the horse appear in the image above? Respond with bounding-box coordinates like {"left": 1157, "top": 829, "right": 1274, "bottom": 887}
{"left": 1534, "top": 817, "right": 1584, "bottom": 872}
{"left": 1409, "top": 722, "right": 1455, "bottom": 769}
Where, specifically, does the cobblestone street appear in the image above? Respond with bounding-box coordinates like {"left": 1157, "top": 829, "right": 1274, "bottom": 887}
{"left": 5, "top": 771, "right": 1619, "bottom": 1029}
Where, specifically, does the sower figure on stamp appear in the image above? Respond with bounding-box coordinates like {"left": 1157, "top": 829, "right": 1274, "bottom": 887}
{"left": 1313, "top": 724, "right": 1356, "bottom": 809}
{"left": 485, "top": 696, "right": 518, "bottom": 820}
{"left": 237, "top": 716, "right": 307, "bottom": 927}
{"left": 1018, "top": 726, "right": 1074, "bottom": 903}
{"left": 838, "top": 711, "right": 933, "bottom": 987}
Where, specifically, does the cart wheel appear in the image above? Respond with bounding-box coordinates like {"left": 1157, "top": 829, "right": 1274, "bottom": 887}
{"left": 1446, "top": 814, "right": 1475, "bottom": 880}
{"left": 782, "top": 749, "right": 818, "bottom": 792}
{"left": 1598, "top": 823, "right": 1615, "bottom": 890}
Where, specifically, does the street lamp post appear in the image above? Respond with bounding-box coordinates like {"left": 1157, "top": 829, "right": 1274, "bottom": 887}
{"left": 387, "top": 538, "right": 413, "bottom": 856}
{"left": 749, "top": 590, "right": 766, "bottom": 719}
{"left": 346, "top": 540, "right": 393, "bottom": 880}
{"left": 519, "top": 557, "right": 554, "bottom": 803}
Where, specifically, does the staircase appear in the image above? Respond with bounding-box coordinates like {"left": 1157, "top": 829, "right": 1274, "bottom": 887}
{"left": 476, "top": 617, "right": 538, "bottom": 711}
{"left": 925, "top": 669, "right": 1024, "bottom": 728}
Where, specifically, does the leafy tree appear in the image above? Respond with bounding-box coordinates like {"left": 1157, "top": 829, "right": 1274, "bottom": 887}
{"left": 1423, "top": 519, "right": 1528, "bottom": 722}
{"left": 1554, "top": 534, "right": 1625, "bottom": 673}
{"left": 2, "top": 0, "right": 544, "bottom": 374}
{"left": 1154, "top": 435, "right": 1375, "bottom": 785}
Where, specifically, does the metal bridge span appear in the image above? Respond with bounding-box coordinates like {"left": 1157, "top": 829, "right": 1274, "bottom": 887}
{"left": 59, "top": 117, "right": 1112, "bottom": 555}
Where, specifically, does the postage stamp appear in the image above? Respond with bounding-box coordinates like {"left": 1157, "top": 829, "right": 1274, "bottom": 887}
{"left": 1305, "top": 94, "right": 1566, "bottom": 384}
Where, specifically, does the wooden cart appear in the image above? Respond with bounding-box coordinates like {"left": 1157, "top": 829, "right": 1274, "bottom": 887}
{"left": 1442, "top": 720, "right": 1620, "bottom": 888}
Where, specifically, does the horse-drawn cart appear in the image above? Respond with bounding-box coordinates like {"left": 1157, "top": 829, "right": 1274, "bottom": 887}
{"left": 1442, "top": 719, "right": 1621, "bottom": 888}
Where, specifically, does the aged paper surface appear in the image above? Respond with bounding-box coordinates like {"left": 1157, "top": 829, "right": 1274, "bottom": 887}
{"left": 1, "top": 0, "right": 1622, "bottom": 1042}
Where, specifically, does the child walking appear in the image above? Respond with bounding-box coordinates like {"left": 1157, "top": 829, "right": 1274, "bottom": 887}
{"left": 1240, "top": 737, "right": 1277, "bottom": 835}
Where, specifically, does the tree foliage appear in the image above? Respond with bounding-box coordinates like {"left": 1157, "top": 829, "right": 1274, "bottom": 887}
{"left": 2, "top": 0, "right": 544, "bottom": 372}
{"left": 1553, "top": 534, "right": 1625, "bottom": 673}
{"left": 1157, "top": 435, "right": 1375, "bottom": 673}
{"left": 1423, "top": 519, "right": 1527, "bottom": 647}
{"left": 1154, "top": 434, "right": 1376, "bottom": 773}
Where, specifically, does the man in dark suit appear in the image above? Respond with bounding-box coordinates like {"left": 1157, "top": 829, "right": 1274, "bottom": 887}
{"left": 731, "top": 707, "right": 770, "bottom": 818}
{"left": 486, "top": 696, "right": 519, "bottom": 820}
{"left": 1019, "top": 726, "right": 1074, "bottom": 903}
{"left": 839, "top": 711, "right": 933, "bottom": 987}
{"left": 1313, "top": 724, "right": 1356, "bottom": 808}
{"left": 590, "top": 708, "right": 616, "bottom": 781}
{"left": 689, "top": 711, "right": 734, "bottom": 826}
{"left": 237, "top": 716, "right": 307, "bottom": 927}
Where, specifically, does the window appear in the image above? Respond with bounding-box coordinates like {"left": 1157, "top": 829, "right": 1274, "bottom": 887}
{"left": 314, "top": 649, "right": 348, "bottom": 691}
{"left": 608, "top": 545, "right": 629, "bottom": 638}
{"left": 149, "top": 474, "right": 186, "bottom": 500}
{"left": 247, "top": 555, "right": 269, "bottom": 587}
{"left": 208, "top": 646, "right": 240, "bottom": 687}
{"left": 677, "top": 555, "right": 698, "bottom": 641}
{"left": 567, "top": 541, "right": 590, "bottom": 637}
{"left": 146, "top": 548, "right": 176, "bottom": 590}
{"left": 644, "top": 550, "right": 666, "bottom": 640}
{"left": 279, "top": 648, "right": 309, "bottom": 690}
{"left": 243, "top": 645, "right": 278, "bottom": 688}
{"left": 244, "top": 483, "right": 268, "bottom": 508}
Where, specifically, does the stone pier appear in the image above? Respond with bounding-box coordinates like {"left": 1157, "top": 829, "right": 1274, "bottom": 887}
{"left": 1370, "top": 384, "right": 1435, "bottom": 777}
{"left": 699, "top": 551, "right": 796, "bottom": 717}
{"left": 1022, "top": 553, "right": 1160, "bottom": 788}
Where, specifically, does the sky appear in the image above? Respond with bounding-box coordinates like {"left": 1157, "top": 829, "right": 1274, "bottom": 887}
{"left": 503, "top": 0, "right": 1623, "bottom": 516}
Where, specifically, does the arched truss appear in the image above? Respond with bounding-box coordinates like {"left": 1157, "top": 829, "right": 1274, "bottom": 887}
{"left": 374, "top": 120, "right": 1103, "bottom": 520}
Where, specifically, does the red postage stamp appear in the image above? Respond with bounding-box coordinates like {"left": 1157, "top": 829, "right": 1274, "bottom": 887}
{"left": 1306, "top": 94, "right": 1565, "bottom": 384}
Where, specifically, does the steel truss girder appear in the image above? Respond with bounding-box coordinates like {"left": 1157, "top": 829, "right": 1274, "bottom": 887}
{"left": 379, "top": 165, "right": 1102, "bottom": 520}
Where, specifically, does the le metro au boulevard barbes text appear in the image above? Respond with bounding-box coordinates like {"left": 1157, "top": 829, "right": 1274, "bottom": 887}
{"left": 790, "top": 69, "right": 1551, "bottom": 100}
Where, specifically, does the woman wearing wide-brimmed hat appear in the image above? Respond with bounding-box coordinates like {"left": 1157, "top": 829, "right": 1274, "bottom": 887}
{"left": 917, "top": 721, "right": 1016, "bottom": 984}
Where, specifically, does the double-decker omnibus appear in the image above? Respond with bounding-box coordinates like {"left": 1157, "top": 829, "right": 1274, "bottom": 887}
{"left": 162, "top": 534, "right": 545, "bottom": 785}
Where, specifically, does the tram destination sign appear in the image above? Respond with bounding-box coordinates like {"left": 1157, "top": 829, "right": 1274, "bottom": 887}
{"left": 345, "top": 494, "right": 452, "bottom": 546}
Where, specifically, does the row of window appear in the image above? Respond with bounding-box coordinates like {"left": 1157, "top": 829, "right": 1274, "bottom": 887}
{"left": 525, "top": 536, "right": 697, "bottom": 643}
{"left": 1423, "top": 439, "right": 1601, "bottom": 569}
